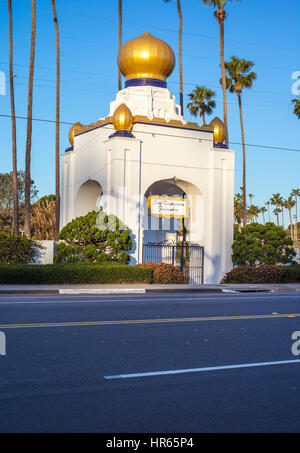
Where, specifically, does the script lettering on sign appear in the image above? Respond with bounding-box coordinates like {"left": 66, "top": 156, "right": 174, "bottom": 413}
{"left": 148, "top": 196, "right": 188, "bottom": 219}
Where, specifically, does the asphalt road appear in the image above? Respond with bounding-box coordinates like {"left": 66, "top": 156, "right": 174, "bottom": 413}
{"left": 0, "top": 291, "right": 300, "bottom": 433}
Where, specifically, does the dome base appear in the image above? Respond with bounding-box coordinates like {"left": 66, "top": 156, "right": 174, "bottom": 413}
{"left": 125, "top": 78, "right": 167, "bottom": 89}
{"left": 109, "top": 130, "right": 134, "bottom": 139}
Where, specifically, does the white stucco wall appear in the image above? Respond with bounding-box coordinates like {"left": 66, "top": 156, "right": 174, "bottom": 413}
{"left": 60, "top": 85, "right": 235, "bottom": 284}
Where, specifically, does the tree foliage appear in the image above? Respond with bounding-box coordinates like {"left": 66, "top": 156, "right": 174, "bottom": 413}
{"left": 232, "top": 222, "right": 296, "bottom": 266}
{"left": 55, "top": 211, "right": 133, "bottom": 264}
{"left": 31, "top": 195, "right": 56, "bottom": 240}
{"left": 0, "top": 232, "right": 40, "bottom": 264}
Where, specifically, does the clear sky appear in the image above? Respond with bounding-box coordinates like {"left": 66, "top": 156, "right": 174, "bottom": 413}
{"left": 0, "top": 0, "right": 299, "bottom": 224}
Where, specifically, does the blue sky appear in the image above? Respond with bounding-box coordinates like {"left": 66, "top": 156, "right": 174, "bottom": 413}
{"left": 0, "top": 0, "right": 299, "bottom": 224}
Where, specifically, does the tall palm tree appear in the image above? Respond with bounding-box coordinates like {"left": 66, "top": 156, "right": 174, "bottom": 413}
{"left": 285, "top": 196, "right": 296, "bottom": 240}
{"left": 280, "top": 199, "right": 286, "bottom": 229}
{"left": 118, "top": 0, "right": 122, "bottom": 91}
{"left": 291, "top": 189, "right": 300, "bottom": 241}
{"left": 24, "top": 0, "right": 36, "bottom": 238}
{"left": 265, "top": 201, "right": 271, "bottom": 222}
{"left": 200, "top": 0, "right": 241, "bottom": 148}
{"left": 234, "top": 192, "right": 243, "bottom": 232}
{"left": 292, "top": 97, "right": 300, "bottom": 119}
{"left": 248, "top": 193, "right": 254, "bottom": 205}
{"left": 8, "top": 0, "right": 18, "bottom": 235}
{"left": 270, "top": 193, "right": 283, "bottom": 227}
{"left": 260, "top": 207, "right": 267, "bottom": 225}
{"left": 224, "top": 56, "right": 256, "bottom": 228}
{"left": 187, "top": 85, "right": 216, "bottom": 125}
{"left": 163, "top": 0, "right": 184, "bottom": 114}
{"left": 51, "top": 0, "right": 60, "bottom": 237}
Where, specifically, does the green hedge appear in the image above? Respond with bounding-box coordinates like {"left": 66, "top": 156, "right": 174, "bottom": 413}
{"left": 0, "top": 264, "right": 152, "bottom": 285}
{"left": 222, "top": 264, "right": 300, "bottom": 284}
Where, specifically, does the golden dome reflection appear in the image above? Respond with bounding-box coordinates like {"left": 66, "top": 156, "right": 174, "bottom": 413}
{"left": 118, "top": 32, "right": 175, "bottom": 83}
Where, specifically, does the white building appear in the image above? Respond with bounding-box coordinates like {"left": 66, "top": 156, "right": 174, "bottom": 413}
{"left": 60, "top": 32, "right": 235, "bottom": 284}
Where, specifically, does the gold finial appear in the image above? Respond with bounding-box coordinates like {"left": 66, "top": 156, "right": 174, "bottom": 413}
{"left": 69, "top": 122, "right": 82, "bottom": 147}
{"left": 210, "top": 117, "right": 226, "bottom": 146}
{"left": 112, "top": 104, "right": 133, "bottom": 134}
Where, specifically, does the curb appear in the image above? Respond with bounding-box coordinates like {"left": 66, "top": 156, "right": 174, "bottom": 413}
{"left": 0, "top": 287, "right": 299, "bottom": 295}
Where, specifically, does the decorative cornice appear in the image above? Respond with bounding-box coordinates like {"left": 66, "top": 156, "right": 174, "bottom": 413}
{"left": 74, "top": 114, "right": 213, "bottom": 138}
{"left": 133, "top": 115, "right": 214, "bottom": 133}
{"left": 74, "top": 116, "right": 113, "bottom": 137}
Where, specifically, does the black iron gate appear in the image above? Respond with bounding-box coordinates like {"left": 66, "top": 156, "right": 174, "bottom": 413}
{"left": 143, "top": 243, "right": 204, "bottom": 285}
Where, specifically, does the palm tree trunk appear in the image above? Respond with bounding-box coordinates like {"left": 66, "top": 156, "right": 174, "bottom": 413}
{"left": 24, "top": 0, "right": 36, "bottom": 238}
{"left": 51, "top": 0, "right": 60, "bottom": 237}
{"left": 8, "top": 0, "right": 18, "bottom": 236}
{"left": 276, "top": 205, "right": 279, "bottom": 226}
{"left": 219, "top": 12, "right": 229, "bottom": 148}
{"left": 281, "top": 206, "right": 284, "bottom": 229}
{"left": 288, "top": 207, "right": 293, "bottom": 240}
{"left": 238, "top": 93, "right": 246, "bottom": 227}
{"left": 295, "top": 195, "right": 298, "bottom": 242}
{"left": 262, "top": 212, "right": 265, "bottom": 225}
{"left": 118, "top": 0, "right": 122, "bottom": 91}
{"left": 177, "top": 0, "right": 183, "bottom": 115}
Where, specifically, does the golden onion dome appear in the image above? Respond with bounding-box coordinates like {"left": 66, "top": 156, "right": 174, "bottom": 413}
{"left": 210, "top": 117, "right": 226, "bottom": 144}
{"left": 118, "top": 32, "right": 175, "bottom": 83}
{"left": 113, "top": 104, "right": 133, "bottom": 133}
{"left": 69, "top": 122, "right": 82, "bottom": 146}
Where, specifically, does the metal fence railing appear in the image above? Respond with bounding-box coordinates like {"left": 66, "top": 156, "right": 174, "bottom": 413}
{"left": 143, "top": 243, "right": 204, "bottom": 285}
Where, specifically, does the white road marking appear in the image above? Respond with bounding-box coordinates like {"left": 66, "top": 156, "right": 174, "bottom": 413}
{"left": 104, "top": 359, "right": 300, "bottom": 380}
{"left": 0, "top": 293, "right": 299, "bottom": 305}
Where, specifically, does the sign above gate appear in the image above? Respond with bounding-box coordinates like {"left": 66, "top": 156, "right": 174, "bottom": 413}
{"left": 148, "top": 196, "right": 188, "bottom": 219}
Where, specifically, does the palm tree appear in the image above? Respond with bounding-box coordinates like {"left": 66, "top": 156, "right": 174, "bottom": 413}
{"left": 285, "top": 196, "right": 296, "bottom": 240}
{"left": 224, "top": 56, "right": 256, "bottom": 228}
{"left": 118, "top": 0, "right": 122, "bottom": 91}
{"left": 266, "top": 201, "right": 271, "bottom": 222}
{"left": 280, "top": 199, "right": 286, "bottom": 229}
{"left": 24, "top": 0, "right": 36, "bottom": 238}
{"left": 8, "top": 0, "right": 18, "bottom": 235}
{"left": 234, "top": 193, "right": 243, "bottom": 232}
{"left": 248, "top": 205, "right": 259, "bottom": 223}
{"left": 163, "top": 0, "right": 184, "bottom": 114}
{"left": 260, "top": 207, "right": 267, "bottom": 225}
{"left": 292, "top": 98, "right": 300, "bottom": 119}
{"left": 200, "top": 0, "right": 241, "bottom": 148}
{"left": 187, "top": 86, "right": 216, "bottom": 125}
{"left": 51, "top": 0, "right": 60, "bottom": 237}
{"left": 248, "top": 193, "right": 254, "bottom": 205}
{"left": 291, "top": 189, "right": 300, "bottom": 241}
{"left": 270, "top": 193, "right": 283, "bottom": 227}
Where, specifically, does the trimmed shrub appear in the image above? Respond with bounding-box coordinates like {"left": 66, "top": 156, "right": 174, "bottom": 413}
{"left": 136, "top": 262, "right": 188, "bottom": 284}
{"left": 281, "top": 264, "right": 300, "bottom": 283}
{"left": 222, "top": 264, "right": 284, "bottom": 284}
{"left": 0, "top": 232, "right": 40, "bottom": 264}
{"left": 232, "top": 222, "right": 296, "bottom": 266}
{"left": 223, "top": 263, "right": 300, "bottom": 284}
{"left": 55, "top": 211, "right": 133, "bottom": 264}
{"left": 0, "top": 264, "right": 152, "bottom": 285}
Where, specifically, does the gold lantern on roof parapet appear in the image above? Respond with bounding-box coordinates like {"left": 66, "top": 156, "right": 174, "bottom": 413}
{"left": 109, "top": 103, "right": 134, "bottom": 138}
{"left": 209, "top": 117, "right": 227, "bottom": 148}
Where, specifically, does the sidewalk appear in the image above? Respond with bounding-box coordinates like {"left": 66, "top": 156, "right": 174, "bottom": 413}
{"left": 0, "top": 283, "right": 299, "bottom": 295}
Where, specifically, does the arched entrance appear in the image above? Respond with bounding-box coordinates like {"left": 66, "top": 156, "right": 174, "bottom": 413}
{"left": 143, "top": 178, "right": 204, "bottom": 284}
{"left": 74, "top": 180, "right": 103, "bottom": 218}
